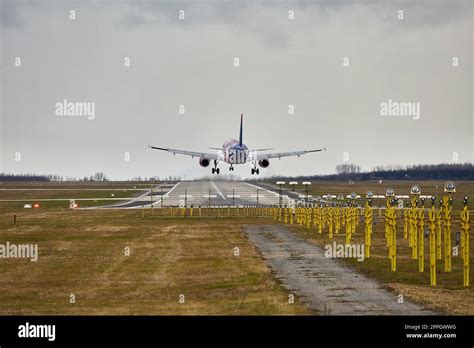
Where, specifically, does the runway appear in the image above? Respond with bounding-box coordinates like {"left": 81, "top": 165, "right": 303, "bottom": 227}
{"left": 99, "top": 181, "right": 300, "bottom": 209}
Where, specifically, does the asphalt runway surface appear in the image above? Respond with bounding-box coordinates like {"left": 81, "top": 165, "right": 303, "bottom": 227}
{"left": 100, "top": 181, "right": 302, "bottom": 209}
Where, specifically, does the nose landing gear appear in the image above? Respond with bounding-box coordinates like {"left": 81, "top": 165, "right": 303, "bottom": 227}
{"left": 229, "top": 164, "right": 234, "bottom": 171}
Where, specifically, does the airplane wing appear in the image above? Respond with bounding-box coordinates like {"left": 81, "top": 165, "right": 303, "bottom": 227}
{"left": 149, "top": 146, "right": 221, "bottom": 160}
{"left": 254, "top": 147, "right": 326, "bottom": 160}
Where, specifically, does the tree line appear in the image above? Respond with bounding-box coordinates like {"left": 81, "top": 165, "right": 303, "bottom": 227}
{"left": 1, "top": 163, "right": 473, "bottom": 182}
{"left": 266, "top": 163, "right": 474, "bottom": 181}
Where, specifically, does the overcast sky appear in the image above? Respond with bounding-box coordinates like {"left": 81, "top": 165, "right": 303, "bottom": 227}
{"left": 1, "top": 0, "right": 472, "bottom": 180}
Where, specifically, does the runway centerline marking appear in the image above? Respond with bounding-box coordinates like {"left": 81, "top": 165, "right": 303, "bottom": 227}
{"left": 211, "top": 181, "right": 227, "bottom": 200}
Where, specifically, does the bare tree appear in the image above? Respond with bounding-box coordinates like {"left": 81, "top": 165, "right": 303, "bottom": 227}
{"left": 336, "top": 163, "right": 361, "bottom": 175}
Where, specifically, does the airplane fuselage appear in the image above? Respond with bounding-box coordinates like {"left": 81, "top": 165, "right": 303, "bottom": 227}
{"left": 221, "top": 139, "right": 249, "bottom": 164}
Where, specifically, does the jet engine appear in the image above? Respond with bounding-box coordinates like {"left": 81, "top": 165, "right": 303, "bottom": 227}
{"left": 258, "top": 159, "right": 270, "bottom": 168}
{"left": 199, "top": 158, "right": 210, "bottom": 167}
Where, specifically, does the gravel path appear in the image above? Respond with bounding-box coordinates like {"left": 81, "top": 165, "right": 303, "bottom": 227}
{"left": 245, "top": 224, "right": 434, "bottom": 315}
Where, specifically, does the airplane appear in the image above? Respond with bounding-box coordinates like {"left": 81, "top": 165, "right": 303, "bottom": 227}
{"left": 149, "top": 114, "right": 326, "bottom": 175}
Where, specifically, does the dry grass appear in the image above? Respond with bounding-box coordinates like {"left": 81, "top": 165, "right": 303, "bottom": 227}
{"left": 0, "top": 210, "right": 308, "bottom": 315}
{"left": 386, "top": 283, "right": 474, "bottom": 315}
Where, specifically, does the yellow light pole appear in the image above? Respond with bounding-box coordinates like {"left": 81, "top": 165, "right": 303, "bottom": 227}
{"left": 290, "top": 206, "right": 295, "bottom": 225}
{"left": 313, "top": 204, "right": 318, "bottom": 227}
{"left": 429, "top": 197, "right": 437, "bottom": 286}
{"left": 418, "top": 197, "right": 426, "bottom": 273}
{"left": 407, "top": 200, "right": 413, "bottom": 250}
{"left": 410, "top": 185, "right": 421, "bottom": 260}
{"left": 436, "top": 199, "right": 442, "bottom": 260}
{"left": 385, "top": 202, "right": 390, "bottom": 249}
{"left": 317, "top": 204, "right": 322, "bottom": 233}
{"left": 345, "top": 201, "right": 354, "bottom": 245}
{"left": 412, "top": 199, "right": 419, "bottom": 259}
{"left": 365, "top": 192, "right": 373, "bottom": 258}
{"left": 460, "top": 196, "right": 470, "bottom": 287}
{"left": 442, "top": 196, "right": 452, "bottom": 272}
{"left": 403, "top": 205, "right": 409, "bottom": 239}
{"left": 385, "top": 188, "right": 395, "bottom": 252}
{"left": 312, "top": 206, "right": 317, "bottom": 228}
{"left": 389, "top": 199, "right": 397, "bottom": 272}
{"left": 328, "top": 205, "right": 333, "bottom": 238}
{"left": 306, "top": 205, "right": 312, "bottom": 229}
{"left": 443, "top": 181, "right": 455, "bottom": 272}
{"left": 342, "top": 205, "right": 346, "bottom": 227}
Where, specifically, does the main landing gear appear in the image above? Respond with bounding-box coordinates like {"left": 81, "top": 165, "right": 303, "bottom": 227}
{"left": 211, "top": 160, "right": 220, "bottom": 174}
{"left": 251, "top": 162, "right": 259, "bottom": 175}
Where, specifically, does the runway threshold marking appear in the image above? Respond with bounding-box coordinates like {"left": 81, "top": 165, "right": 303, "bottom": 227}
{"left": 245, "top": 182, "right": 282, "bottom": 198}
{"left": 153, "top": 182, "right": 181, "bottom": 206}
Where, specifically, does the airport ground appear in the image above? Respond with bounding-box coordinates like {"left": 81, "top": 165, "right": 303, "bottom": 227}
{"left": 0, "top": 180, "right": 472, "bottom": 315}
{"left": 0, "top": 210, "right": 308, "bottom": 315}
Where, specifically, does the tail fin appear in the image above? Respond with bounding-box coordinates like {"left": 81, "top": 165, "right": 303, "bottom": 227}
{"left": 239, "top": 113, "right": 243, "bottom": 146}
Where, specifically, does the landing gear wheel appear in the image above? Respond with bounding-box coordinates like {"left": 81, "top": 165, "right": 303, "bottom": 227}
{"left": 256, "top": 168, "right": 259, "bottom": 175}
{"left": 251, "top": 168, "right": 254, "bottom": 175}
{"left": 212, "top": 160, "right": 219, "bottom": 174}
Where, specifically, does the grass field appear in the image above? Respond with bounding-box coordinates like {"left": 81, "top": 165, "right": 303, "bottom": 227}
{"left": 0, "top": 180, "right": 472, "bottom": 315}
{"left": 0, "top": 181, "right": 152, "bottom": 209}
{"left": 0, "top": 209, "right": 307, "bottom": 315}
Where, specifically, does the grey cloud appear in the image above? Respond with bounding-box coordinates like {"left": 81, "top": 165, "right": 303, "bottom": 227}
{"left": 1, "top": 0, "right": 472, "bottom": 179}
{"left": 118, "top": 0, "right": 471, "bottom": 28}
{"left": 1, "top": 1, "right": 23, "bottom": 28}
